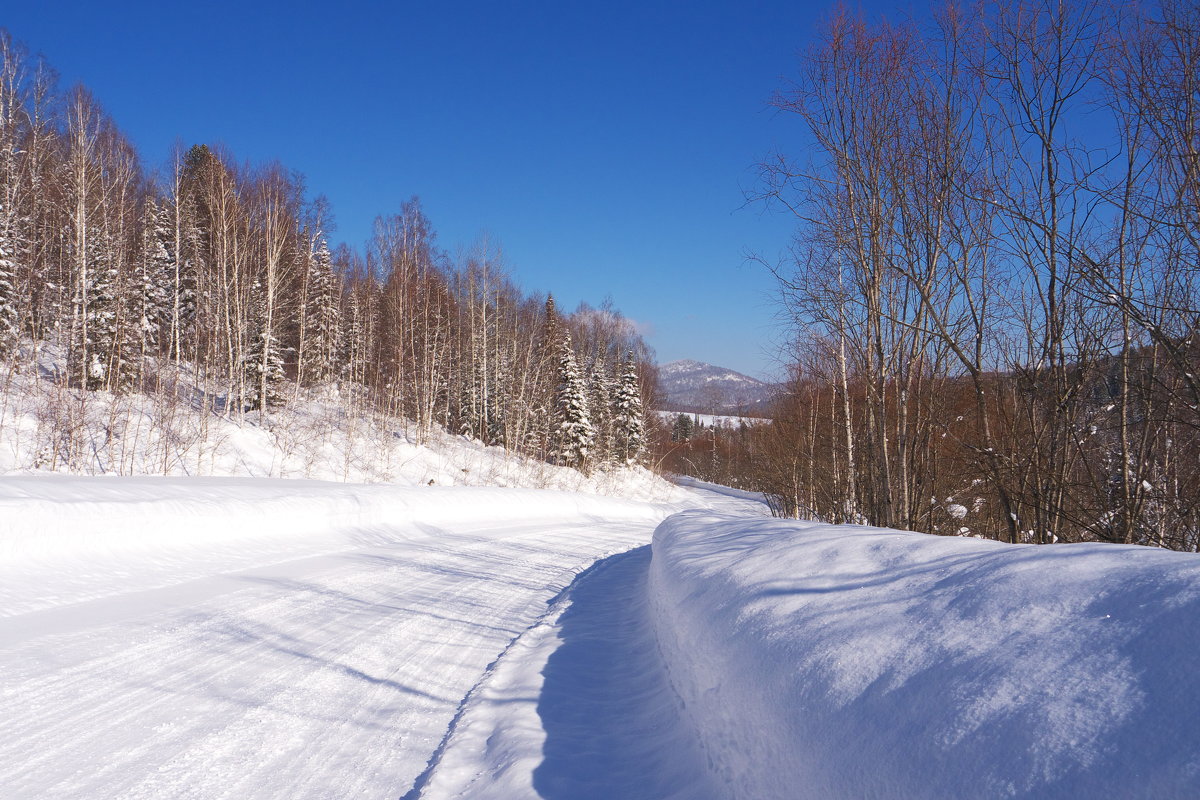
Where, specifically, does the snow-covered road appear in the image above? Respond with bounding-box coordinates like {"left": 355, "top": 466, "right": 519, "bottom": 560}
{"left": 12, "top": 473, "right": 1192, "bottom": 798}
{"left": 0, "top": 478, "right": 736, "bottom": 799}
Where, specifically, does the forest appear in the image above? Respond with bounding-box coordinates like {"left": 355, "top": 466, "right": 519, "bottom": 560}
{"left": 667, "top": 0, "right": 1200, "bottom": 552}
{"left": 0, "top": 31, "right": 652, "bottom": 478}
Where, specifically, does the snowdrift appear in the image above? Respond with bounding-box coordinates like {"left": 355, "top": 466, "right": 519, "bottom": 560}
{"left": 649, "top": 512, "right": 1200, "bottom": 800}
{"left": 0, "top": 477, "right": 673, "bottom": 616}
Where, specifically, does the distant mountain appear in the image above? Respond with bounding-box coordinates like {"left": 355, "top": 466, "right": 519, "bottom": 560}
{"left": 657, "top": 360, "right": 777, "bottom": 415}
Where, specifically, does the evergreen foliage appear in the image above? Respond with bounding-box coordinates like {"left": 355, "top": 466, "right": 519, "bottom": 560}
{"left": 74, "top": 230, "right": 137, "bottom": 392}
{"left": 587, "top": 358, "right": 614, "bottom": 467}
{"left": 554, "top": 333, "right": 593, "bottom": 470}
{"left": 302, "top": 237, "right": 340, "bottom": 384}
{"left": 243, "top": 281, "right": 286, "bottom": 411}
{"left": 671, "top": 413, "right": 694, "bottom": 443}
{"left": 0, "top": 206, "right": 19, "bottom": 351}
{"left": 613, "top": 353, "right": 645, "bottom": 465}
{"left": 137, "top": 199, "right": 173, "bottom": 357}
{"left": 166, "top": 197, "right": 198, "bottom": 362}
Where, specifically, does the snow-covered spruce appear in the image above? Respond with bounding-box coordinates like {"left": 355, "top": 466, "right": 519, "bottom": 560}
{"left": 613, "top": 351, "right": 646, "bottom": 465}
{"left": 554, "top": 332, "right": 593, "bottom": 470}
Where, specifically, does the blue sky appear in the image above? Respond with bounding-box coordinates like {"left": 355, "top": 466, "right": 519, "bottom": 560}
{"left": 4, "top": 1, "right": 896, "bottom": 380}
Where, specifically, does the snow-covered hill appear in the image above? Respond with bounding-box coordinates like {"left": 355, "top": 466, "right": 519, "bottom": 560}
{"left": 657, "top": 359, "right": 775, "bottom": 414}
{"left": 0, "top": 345, "right": 676, "bottom": 502}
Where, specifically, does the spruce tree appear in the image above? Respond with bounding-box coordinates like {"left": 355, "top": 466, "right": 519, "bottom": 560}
{"left": 0, "top": 206, "right": 19, "bottom": 352}
{"left": 527, "top": 294, "right": 560, "bottom": 455}
{"left": 613, "top": 353, "right": 646, "bottom": 465}
{"left": 168, "top": 196, "right": 200, "bottom": 363}
{"left": 588, "top": 358, "right": 614, "bottom": 467}
{"left": 243, "top": 280, "right": 286, "bottom": 411}
{"left": 671, "top": 413, "right": 694, "bottom": 443}
{"left": 554, "top": 332, "right": 593, "bottom": 470}
{"left": 73, "top": 230, "right": 136, "bottom": 392}
{"left": 137, "top": 199, "right": 173, "bottom": 359}
{"left": 303, "top": 237, "right": 340, "bottom": 384}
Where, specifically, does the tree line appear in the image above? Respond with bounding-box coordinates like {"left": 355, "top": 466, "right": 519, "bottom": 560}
{"left": 0, "top": 30, "right": 649, "bottom": 474}
{"left": 735, "top": 0, "right": 1200, "bottom": 550}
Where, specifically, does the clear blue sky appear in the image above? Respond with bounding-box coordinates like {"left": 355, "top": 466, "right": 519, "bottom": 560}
{"left": 4, "top": 0, "right": 894, "bottom": 381}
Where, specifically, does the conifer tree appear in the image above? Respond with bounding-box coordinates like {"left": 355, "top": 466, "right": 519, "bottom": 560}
{"left": 527, "top": 294, "right": 560, "bottom": 455}
{"left": 588, "top": 358, "right": 614, "bottom": 467}
{"left": 75, "top": 231, "right": 130, "bottom": 391}
{"left": 166, "top": 196, "right": 198, "bottom": 363}
{"left": 0, "top": 207, "right": 19, "bottom": 352}
{"left": 613, "top": 353, "right": 646, "bottom": 465}
{"left": 243, "top": 280, "right": 285, "bottom": 410}
{"left": 671, "top": 413, "right": 694, "bottom": 443}
{"left": 302, "top": 237, "right": 340, "bottom": 384}
{"left": 136, "top": 199, "right": 172, "bottom": 359}
{"left": 554, "top": 332, "right": 593, "bottom": 470}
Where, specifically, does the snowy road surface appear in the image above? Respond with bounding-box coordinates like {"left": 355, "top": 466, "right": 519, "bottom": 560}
{"left": 0, "top": 477, "right": 760, "bottom": 799}
{"left": 8, "top": 474, "right": 1192, "bottom": 798}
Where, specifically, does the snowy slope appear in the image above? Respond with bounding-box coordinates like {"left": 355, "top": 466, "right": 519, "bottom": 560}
{"left": 0, "top": 347, "right": 679, "bottom": 503}
{"left": 649, "top": 513, "right": 1200, "bottom": 799}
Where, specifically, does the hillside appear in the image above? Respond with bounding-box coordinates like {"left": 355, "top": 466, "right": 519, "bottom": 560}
{"left": 0, "top": 344, "right": 674, "bottom": 503}
{"left": 657, "top": 360, "right": 776, "bottom": 415}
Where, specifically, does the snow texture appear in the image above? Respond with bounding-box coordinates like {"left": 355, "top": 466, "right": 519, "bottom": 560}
{"left": 0, "top": 344, "right": 680, "bottom": 504}
{"left": 649, "top": 513, "right": 1200, "bottom": 799}
{"left": 418, "top": 480, "right": 770, "bottom": 800}
{"left": 0, "top": 477, "right": 679, "bottom": 798}
{"left": 5, "top": 461, "right": 1198, "bottom": 799}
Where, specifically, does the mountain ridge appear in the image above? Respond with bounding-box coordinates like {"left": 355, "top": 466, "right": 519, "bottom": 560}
{"left": 657, "top": 360, "right": 776, "bottom": 415}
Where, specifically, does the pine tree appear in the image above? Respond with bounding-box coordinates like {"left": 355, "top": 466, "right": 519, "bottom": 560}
{"left": 554, "top": 332, "right": 593, "bottom": 470}
{"left": 166, "top": 197, "right": 198, "bottom": 363}
{"left": 527, "top": 294, "right": 560, "bottom": 455}
{"left": 613, "top": 353, "right": 646, "bottom": 465}
{"left": 76, "top": 231, "right": 128, "bottom": 391}
{"left": 487, "top": 350, "right": 509, "bottom": 446}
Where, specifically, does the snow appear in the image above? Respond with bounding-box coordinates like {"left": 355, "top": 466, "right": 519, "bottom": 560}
{"left": 648, "top": 513, "right": 1200, "bottom": 799}
{"left": 0, "top": 477, "right": 672, "bottom": 617}
{"left": 652, "top": 410, "right": 767, "bottom": 428}
{"left": 0, "top": 346, "right": 680, "bottom": 502}
{"left": 0, "top": 476, "right": 682, "bottom": 798}
{"left": 3, "top": 398, "right": 1199, "bottom": 800}
{"left": 418, "top": 481, "right": 769, "bottom": 800}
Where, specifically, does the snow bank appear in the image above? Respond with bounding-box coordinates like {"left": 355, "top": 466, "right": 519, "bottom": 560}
{"left": 0, "top": 476, "right": 674, "bottom": 616}
{"left": 649, "top": 512, "right": 1200, "bottom": 800}
{"left": 672, "top": 475, "right": 769, "bottom": 506}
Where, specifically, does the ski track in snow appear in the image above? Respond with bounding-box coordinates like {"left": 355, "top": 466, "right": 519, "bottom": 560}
{"left": 0, "top": 518, "right": 651, "bottom": 798}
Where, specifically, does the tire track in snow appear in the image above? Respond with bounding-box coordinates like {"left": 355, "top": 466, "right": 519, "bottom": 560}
{"left": 0, "top": 519, "right": 654, "bottom": 799}
{"left": 415, "top": 548, "right": 721, "bottom": 800}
